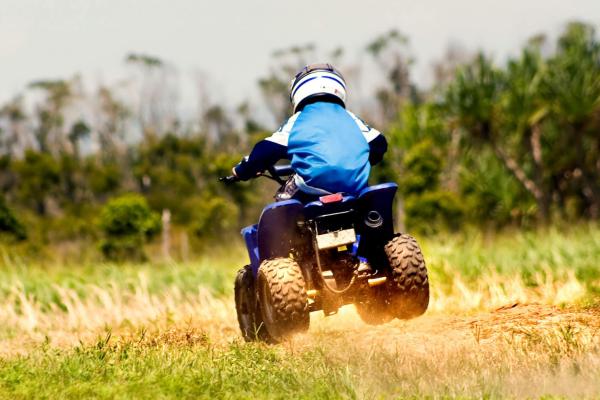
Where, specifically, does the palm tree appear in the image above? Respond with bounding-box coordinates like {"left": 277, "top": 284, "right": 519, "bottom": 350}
{"left": 540, "top": 22, "right": 600, "bottom": 218}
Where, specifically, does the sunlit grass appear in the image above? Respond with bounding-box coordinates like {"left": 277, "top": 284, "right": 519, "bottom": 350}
{"left": 0, "top": 224, "right": 598, "bottom": 398}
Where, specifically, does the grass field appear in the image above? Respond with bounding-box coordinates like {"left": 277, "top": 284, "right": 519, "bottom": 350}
{"left": 0, "top": 224, "right": 599, "bottom": 399}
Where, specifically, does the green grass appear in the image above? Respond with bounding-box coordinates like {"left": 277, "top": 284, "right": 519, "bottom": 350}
{"left": 421, "top": 223, "right": 600, "bottom": 299}
{"left": 422, "top": 224, "right": 600, "bottom": 279}
{"left": 1, "top": 320, "right": 599, "bottom": 399}
{"left": 0, "top": 246, "right": 246, "bottom": 311}
{"left": 0, "top": 340, "right": 355, "bottom": 400}
{"left": 0, "top": 224, "right": 599, "bottom": 398}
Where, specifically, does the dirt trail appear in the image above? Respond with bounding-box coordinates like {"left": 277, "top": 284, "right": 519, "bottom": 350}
{"left": 3, "top": 293, "right": 599, "bottom": 361}
{"left": 295, "top": 302, "right": 600, "bottom": 355}
{"left": 289, "top": 303, "right": 600, "bottom": 398}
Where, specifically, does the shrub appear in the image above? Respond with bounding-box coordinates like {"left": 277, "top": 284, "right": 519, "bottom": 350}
{"left": 191, "top": 195, "right": 240, "bottom": 239}
{"left": 399, "top": 139, "right": 464, "bottom": 233}
{"left": 404, "top": 191, "right": 464, "bottom": 234}
{"left": 399, "top": 139, "right": 443, "bottom": 196}
{"left": 99, "top": 194, "right": 161, "bottom": 261}
{"left": 0, "top": 197, "right": 27, "bottom": 240}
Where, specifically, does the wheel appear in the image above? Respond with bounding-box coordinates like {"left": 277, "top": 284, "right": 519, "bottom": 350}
{"left": 234, "top": 265, "right": 273, "bottom": 342}
{"left": 385, "top": 234, "right": 429, "bottom": 319}
{"left": 257, "top": 258, "right": 309, "bottom": 342}
{"left": 355, "top": 286, "right": 394, "bottom": 325}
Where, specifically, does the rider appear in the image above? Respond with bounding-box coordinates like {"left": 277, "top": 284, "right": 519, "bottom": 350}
{"left": 231, "top": 63, "right": 387, "bottom": 201}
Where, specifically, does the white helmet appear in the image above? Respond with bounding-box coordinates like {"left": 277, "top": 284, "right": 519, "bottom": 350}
{"left": 290, "top": 63, "right": 347, "bottom": 112}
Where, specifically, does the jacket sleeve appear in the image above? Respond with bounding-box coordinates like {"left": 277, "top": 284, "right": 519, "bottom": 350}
{"left": 368, "top": 134, "right": 388, "bottom": 165}
{"left": 233, "top": 140, "right": 288, "bottom": 180}
{"left": 233, "top": 113, "right": 298, "bottom": 180}
{"left": 346, "top": 110, "right": 388, "bottom": 165}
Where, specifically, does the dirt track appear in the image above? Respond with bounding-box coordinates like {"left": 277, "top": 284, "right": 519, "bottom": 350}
{"left": 289, "top": 303, "right": 600, "bottom": 397}
{"left": 3, "top": 296, "right": 600, "bottom": 396}
{"left": 303, "top": 302, "right": 600, "bottom": 346}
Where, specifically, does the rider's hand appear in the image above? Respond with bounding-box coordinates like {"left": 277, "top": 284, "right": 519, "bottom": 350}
{"left": 219, "top": 167, "right": 240, "bottom": 183}
{"left": 219, "top": 175, "right": 239, "bottom": 183}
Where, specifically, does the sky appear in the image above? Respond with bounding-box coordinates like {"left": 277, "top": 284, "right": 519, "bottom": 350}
{"left": 1, "top": 0, "right": 600, "bottom": 109}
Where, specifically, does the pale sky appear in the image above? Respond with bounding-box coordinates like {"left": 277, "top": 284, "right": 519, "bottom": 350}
{"left": 1, "top": 0, "right": 599, "bottom": 107}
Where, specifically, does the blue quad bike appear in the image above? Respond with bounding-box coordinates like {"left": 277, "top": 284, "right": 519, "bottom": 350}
{"left": 221, "top": 165, "right": 429, "bottom": 343}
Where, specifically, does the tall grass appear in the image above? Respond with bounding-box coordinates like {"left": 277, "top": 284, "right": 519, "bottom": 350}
{"left": 0, "top": 224, "right": 598, "bottom": 398}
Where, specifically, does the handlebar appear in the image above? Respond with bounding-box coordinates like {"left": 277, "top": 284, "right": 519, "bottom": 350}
{"left": 219, "top": 164, "right": 294, "bottom": 184}
{"left": 219, "top": 175, "right": 239, "bottom": 183}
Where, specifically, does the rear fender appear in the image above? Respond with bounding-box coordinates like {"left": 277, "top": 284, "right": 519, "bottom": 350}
{"left": 302, "top": 195, "right": 356, "bottom": 219}
{"left": 256, "top": 199, "right": 304, "bottom": 275}
{"left": 356, "top": 183, "right": 398, "bottom": 260}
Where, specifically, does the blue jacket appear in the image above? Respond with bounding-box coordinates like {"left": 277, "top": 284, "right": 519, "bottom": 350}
{"left": 235, "top": 101, "right": 387, "bottom": 195}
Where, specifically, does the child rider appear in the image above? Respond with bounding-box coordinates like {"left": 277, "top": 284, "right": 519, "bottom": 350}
{"left": 231, "top": 63, "right": 387, "bottom": 202}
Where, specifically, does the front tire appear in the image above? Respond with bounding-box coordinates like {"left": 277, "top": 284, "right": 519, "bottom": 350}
{"left": 257, "top": 258, "right": 309, "bottom": 342}
{"left": 234, "top": 265, "right": 272, "bottom": 342}
{"left": 385, "top": 234, "right": 429, "bottom": 319}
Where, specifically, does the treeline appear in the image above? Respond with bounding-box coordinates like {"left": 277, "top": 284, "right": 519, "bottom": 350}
{"left": 0, "top": 21, "right": 598, "bottom": 259}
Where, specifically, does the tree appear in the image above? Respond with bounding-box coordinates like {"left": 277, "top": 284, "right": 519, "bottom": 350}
{"left": 366, "top": 30, "right": 417, "bottom": 126}
{"left": 258, "top": 43, "right": 315, "bottom": 122}
{"left": 0, "top": 96, "right": 30, "bottom": 156}
{"left": 445, "top": 53, "right": 550, "bottom": 221}
{"left": 540, "top": 22, "right": 600, "bottom": 218}
{"left": 28, "top": 79, "right": 73, "bottom": 154}
{"left": 125, "top": 53, "right": 179, "bottom": 137}
{"left": 13, "top": 150, "right": 60, "bottom": 215}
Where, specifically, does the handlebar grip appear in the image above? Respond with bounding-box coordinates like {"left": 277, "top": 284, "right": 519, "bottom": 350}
{"left": 219, "top": 175, "right": 239, "bottom": 183}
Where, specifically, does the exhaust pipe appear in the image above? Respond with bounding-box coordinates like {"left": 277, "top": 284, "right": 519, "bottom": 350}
{"left": 367, "top": 277, "right": 387, "bottom": 287}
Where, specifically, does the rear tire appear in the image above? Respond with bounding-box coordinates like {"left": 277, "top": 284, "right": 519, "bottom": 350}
{"left": 385, "top": 234, "right": 429, "bottom": 319}
{"left": 257, "top": 258, "right": 309, "bottom": 342}
{"left": 234, "top": 266, "right": 273, "bottom": 342}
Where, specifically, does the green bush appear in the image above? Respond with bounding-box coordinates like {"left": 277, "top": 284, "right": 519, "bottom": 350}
{"left": 399, "top": 139, "right": 443, "bottom": 196}
{"left": 404, "top": 191, "right": 464, "bottom": 234}
{"left": 399, "top": 139, "right": 463, "bottom": 233}
{"left": 191, "top": 195, "right": 240, "bottom": 239}
{"left": 0, "top": 197, "right": 26, "bottom": 240}
{"left": 99, "top": 194, "right": 161, "bottom": 261}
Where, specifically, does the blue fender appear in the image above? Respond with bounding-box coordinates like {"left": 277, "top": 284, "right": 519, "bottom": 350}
{"left": 241, "top": 200, "right": 303, "bottom": 276}
{"left": 302, "top": 195, "right": 356, "bottom": 221}
{"left": 256, "top": 199, "right": 304, "bottom": 275}
{"left": 241, "top": 224, "right": 259, "bottom": 272}
{"left": 356, "top": 183, "right": 398, "bottom": 259}
{"left": 357, "top": 182, "right": 398, "bottom": 235}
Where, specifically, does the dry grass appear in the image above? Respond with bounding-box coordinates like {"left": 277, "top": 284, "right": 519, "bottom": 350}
{"left": 0, "top": 273, "right": 237, "bottom": 356}
{"left": 1, "top": 225, "right": 599, "bottom": 398}
{"left": 3, "top": 279, "right": 597, "bottom": 398}
{"left": 0, "top": 267, "right": 592, "bottom": 356}
{"left": 298, "top": 303, "right": 600, "bottom": 398}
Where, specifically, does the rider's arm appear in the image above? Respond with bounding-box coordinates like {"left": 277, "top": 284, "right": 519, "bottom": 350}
{"left": 233, "top": 140, "right": 288, "bottom": 180}
{"left": 233, "top": 113, "right": 299, "bottom": 180}
{"left": 346, "top": 111, "right": 388, "bottom": 166}
{"left": 368, "top": 134, "right": 387, "bottom": 165}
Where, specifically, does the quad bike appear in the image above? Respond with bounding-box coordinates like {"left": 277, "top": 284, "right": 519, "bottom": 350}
{"left": 221, "top": 165, "right": 429, "bottom": 343}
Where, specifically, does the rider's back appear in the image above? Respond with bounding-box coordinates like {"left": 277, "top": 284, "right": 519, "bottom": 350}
{"left": 288, "top": 102, "right": 370, "bottom": 194}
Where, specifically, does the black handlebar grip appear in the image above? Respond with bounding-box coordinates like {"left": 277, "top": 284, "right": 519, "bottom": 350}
{"left": 219, "top": 175, "right": 239, "bottom": 183}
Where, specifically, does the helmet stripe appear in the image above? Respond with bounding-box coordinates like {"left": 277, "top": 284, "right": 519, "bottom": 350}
{"left": 291, "top": 73, "right": 345, "bottom": 99}
{"left": 290, "top": 76, "right": 318, "bottom": 99}
{"left": 322, "top": 75, "right": 346, "bottom": 89}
